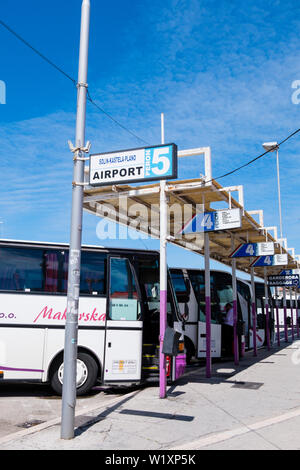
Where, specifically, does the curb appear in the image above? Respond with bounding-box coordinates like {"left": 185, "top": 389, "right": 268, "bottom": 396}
{"left": 0, "top": 389, "right": 139, "bottom": 446}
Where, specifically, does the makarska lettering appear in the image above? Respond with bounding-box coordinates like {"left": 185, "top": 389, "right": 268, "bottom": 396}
{"left": 34, "top": 306, "right": 106, "bottom": 323}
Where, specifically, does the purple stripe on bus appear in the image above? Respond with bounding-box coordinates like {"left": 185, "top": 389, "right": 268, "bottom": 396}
{"left": 0, "top": 366, "right": 44, "bottom": 373}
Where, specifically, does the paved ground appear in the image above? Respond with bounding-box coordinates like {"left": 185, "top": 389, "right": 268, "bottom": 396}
{"left": 0, "top": 381, "right": 124, "bottom": 439}
{"left": 1, "top": 332, "right": 300, "bottom": 450}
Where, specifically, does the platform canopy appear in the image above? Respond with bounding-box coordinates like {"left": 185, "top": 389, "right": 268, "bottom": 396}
{"left": 83, "top": 171, "right": 298, "bottom": 281}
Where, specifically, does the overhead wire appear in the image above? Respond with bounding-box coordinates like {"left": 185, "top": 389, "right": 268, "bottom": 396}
{"left": 0, "top": 19, "right": 150, "bottom": 145}
{"left": 206, "top": 128, "right": 300, "bottom": 185}
{"left": 0, "top": 18, "right": 299, "bottom": 179}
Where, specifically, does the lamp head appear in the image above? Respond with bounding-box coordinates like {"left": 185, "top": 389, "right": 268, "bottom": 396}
{"left": 262, "top": 141, "right": 279, "bottom": 152}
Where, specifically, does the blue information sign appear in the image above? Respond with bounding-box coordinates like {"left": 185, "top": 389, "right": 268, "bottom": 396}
{"left": 89, "top": 143, "right": 177, "bottom": 187}
{"left": 180, "top": 208, "right": 241, "bottom": 234}
{"left": 182, "top": 212, "right": 215, "bottom": 233}
{"left": 250, "top": 256, "right": 274, "bottom": 267}
{"left": 231, "top": 242, "right": 274, "bottom": 258}
{"left": 268, "top": 275, "right": 300, "bottom": 287}
{"left": 250, "top": 253, "right": 288, "bottom": 267}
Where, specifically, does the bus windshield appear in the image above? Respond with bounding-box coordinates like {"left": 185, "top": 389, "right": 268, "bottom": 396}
{"left": 188, "top": 270, "right": 233, "bottom": 324}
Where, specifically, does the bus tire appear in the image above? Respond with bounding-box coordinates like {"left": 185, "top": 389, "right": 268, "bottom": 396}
{"left": 50, "top": 352, "right": 98, "bottom": 396}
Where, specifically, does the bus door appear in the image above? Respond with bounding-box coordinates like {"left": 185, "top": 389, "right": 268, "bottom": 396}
{"left": 170, "top": 269, "right": 198, "bottom": 362}
{"left": 268, "top": 287, "right": 275, "bottom": 345}
{"left": 188, "top": 271, "right": 222, "bottom": 358}
{"left": 136, "top": 257, "right": 185, "bottom": 379}
{"left": 254, "top": 283, "right": 266, "bottom": 348}
{"left": 237, "top": 280, "right": 251, "bottom": 349}
{"left": 237, "top": 293, "right": 248, "bottom": 342}
{"left": 103, "top": 256, "right": 143, "bottom": 384}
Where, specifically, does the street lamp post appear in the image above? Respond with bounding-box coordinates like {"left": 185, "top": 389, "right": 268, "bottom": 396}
{"left": 262, "top": 142, "right": 282, "bottom": 239}
{"left": 262, "top": 141, "right": 287, "bottom": 342}
{"left": 61, "top": 0, "right": 91, "bottom": 440}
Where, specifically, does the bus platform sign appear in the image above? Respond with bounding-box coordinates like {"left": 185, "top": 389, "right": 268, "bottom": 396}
{"left": 230, "top": 242, "right": 274, "bottom": 258}
{"left": 89, "top": 143, "right": 177, "bottom": 187}
{"left": 280, "top": 269, "right": 300, "bottom": 275}
{"left": 280, "top": 270, "right": 293, "bottom": 275}
{"left": 250, "top": 253, "right": 288, "bottom": 267}
{"left": 267, "top": 274, "right": 300, "bottom": 287}
{"left": 179, "top": 208, "right": 241, "bottom": 234}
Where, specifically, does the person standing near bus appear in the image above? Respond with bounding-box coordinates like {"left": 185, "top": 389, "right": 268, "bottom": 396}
{"left": 224, "top": 302, "right": 234, "bottom": 327}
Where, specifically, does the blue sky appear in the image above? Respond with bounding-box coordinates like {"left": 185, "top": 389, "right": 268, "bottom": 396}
{"left": 0, "top": 0, "right": 300, "bottom": 278}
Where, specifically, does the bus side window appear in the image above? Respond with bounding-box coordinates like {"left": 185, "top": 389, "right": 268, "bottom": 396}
{"left": 80, "top": 251, "right": 107, "bottom": 295}
{"left": 170, "top": 270, "right": 190, "bottom": 303}
{"left": 210, "top": 274, "right": 223, "bottom": 325}
{"left": 0, "top": 246, "right": 44, "bottom": 292}
{"left": 60, "top": 251, "right": 107, "bottom": 295}
{"left": 109, "top": 258, "right": 140, "bottom": 321}
{"left": 44, "top": 251, "right": 60, "bottom": 293}
{"left": 188, "top": 271, "right": 206, "bottom": 322}
{"left": 136, "top": 257, "right": 160, "bottom": 314}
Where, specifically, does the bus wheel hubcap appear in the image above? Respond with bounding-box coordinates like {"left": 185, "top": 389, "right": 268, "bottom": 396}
{"left": 58, "top": 359, "right": 88, "bottom": 388}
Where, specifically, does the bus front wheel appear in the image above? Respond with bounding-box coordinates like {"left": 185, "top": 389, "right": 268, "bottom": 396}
{"left": 50, "top": 352, "right": 98, "bottom": 396}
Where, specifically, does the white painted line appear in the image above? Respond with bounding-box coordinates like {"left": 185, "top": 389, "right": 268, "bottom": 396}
{"left": 172, "top": 406, "right": 300, "bottom": 450}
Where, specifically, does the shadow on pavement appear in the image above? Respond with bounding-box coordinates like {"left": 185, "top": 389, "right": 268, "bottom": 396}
{"left": 74, "top": 390, "right": 141, "bottom": 437}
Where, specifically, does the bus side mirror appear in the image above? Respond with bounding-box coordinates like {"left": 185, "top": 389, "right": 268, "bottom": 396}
{"left": 162, "top": 327, "right": 182, "bottom": 356}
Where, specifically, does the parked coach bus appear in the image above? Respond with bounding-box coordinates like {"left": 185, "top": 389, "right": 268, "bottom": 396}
{"left": 170, "top": 268, "right": 274, "bottom": 363}
{"left": 253, "top": 281, "right": 275, "bottom": 345}
{"left": 237, "top": 279, "right": 275, "bottom": 350}
{"left": 0, "top": 240, "right": 186, "bottom": 395}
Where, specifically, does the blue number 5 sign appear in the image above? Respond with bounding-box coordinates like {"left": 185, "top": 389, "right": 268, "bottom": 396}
{"left": 145, "top": 145, "right": 174, "bottom": 179}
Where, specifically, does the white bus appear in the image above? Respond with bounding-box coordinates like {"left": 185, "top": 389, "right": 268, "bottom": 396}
{"left": 252, "top": 281, "right": 275, "bottom": 346}
{"left": 170, "top": 268, "right": 274, "bottom": 363}
{"left": 237, "top": 279, "right": 275, "bottom": 350}
{"left": 0, "top": 240, "right": 186, "bottom": 395}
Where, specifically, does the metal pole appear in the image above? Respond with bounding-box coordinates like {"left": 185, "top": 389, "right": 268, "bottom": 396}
{"left": 276, "top": 149, "right": 283, "bottom": 239}
{"left": 295, "top": 289, "right": 299, "bottom": 338}
{"left": 290, "top": 287, "right": 294, "bottom": 341}
{"left": 275, "top": 286, "right": 280, "bottom": 347}
{"left": 159, "top": 113, "right": 167, "bottom": 399}
{"left": 250, "top": 267, "right": 257, "bottom": 356}
{"left": 264, "top": 267, "right": 271, "bottom": 351}
{"left": 283, "top": 288, "right": 288, "bottom": 342}
{"left": 231, "top": 236, "right": 239, "bottom": 365}
{"left": 204, "top": 230, "right": 211, "bottom": 378}
{"left": 61, "top": 0, "right": 90, "bottom": 440}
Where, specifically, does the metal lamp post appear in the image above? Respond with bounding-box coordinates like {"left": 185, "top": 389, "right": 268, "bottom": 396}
{"left": 262, "top": 141, "right": 287, "bottom": 343}
{"left": 61, "top": 0, "right": 91, "bottom": 440}
{"left": 262, "top": 142, "right": 282, "bottom": 239}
